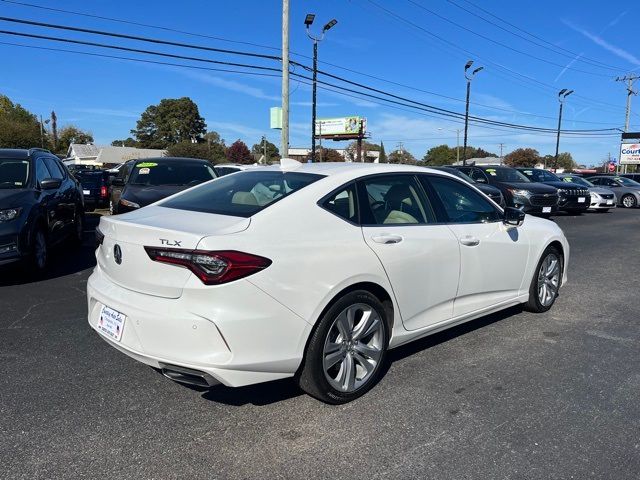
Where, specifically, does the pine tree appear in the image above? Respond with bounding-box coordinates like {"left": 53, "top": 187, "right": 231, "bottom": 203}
{"left": 379, "top": 142, "right": 387, "bottom": 163}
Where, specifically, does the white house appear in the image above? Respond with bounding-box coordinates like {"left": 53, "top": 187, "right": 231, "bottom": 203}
{"left": 287, "top": 147, "right": 381, "bottom": 163}
{"left": 63, "top": 144, "right": 166, "bottom": 167}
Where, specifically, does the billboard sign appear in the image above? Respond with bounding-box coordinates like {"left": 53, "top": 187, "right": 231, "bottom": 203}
{"left": 315, "top": 116, "right": 366, "bottom": 136}
{"left": 620, "top": 143, "right": 640, "bottom": 165}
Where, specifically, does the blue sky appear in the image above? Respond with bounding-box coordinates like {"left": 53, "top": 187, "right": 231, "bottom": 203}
{"left": 1, "top": 0, "right": 637, "bottom": 165}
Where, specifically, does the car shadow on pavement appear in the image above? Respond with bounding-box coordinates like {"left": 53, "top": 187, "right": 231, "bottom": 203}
{"left": 0, "top": 213, "right": 100, "bottom": 287}
{"left": 198, "top": 305, "right": 525, "bottom": 407}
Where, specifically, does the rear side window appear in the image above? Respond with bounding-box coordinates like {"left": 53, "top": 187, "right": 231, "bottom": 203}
{"left": 322, "top": 183, "right": 358, "bottom": 223}
{"left": 162, "top": 171, "right": 324, "bottom": 217}
{"left": 129, "top": 161, "right": 215, "bottom": 186}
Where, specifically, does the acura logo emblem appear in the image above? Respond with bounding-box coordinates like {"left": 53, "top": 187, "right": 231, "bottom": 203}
{"left": 114, "top": 244, "right": 122, "bottom": 265}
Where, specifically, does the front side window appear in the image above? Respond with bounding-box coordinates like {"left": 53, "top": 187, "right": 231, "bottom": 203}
{"left": 358, "top": 175, "right": 434, "bottom": 225}
{"left": 0, "top": 159, "right": 30, "bottom": 189}
{"left": 35, "top": 158, "right": 51, "bottom": 184}
{"left": 322, "top": 183, "right": 358, "bottom": 223}
{"left": 43, "top": 157, "right": 64, "bottom": 180}
{"left": 424, "top": 175, "right": 501, "bottom": 223}
{"left": 162, "top": 170, "right": 324, "bottom": 217}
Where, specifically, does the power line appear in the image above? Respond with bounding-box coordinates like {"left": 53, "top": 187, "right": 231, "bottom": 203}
{"left": 404, "top": 0, "right": 613, "bottom": 77}
{"left": 444, "top": 0, "right": 626, "bottom": 72}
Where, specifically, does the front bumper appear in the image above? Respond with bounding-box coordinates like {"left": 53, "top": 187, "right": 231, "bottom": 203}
{"left": 0, "top": 226, "right": 26, "bottom": 265}
{"left": 589, "top": 196, "right": 616, "bottom": 210}
{"left": 558, "top": 196, "right": 589, "bottom": 211}
{"left": 86, "top": 265, "right": 312, "bottom": 387}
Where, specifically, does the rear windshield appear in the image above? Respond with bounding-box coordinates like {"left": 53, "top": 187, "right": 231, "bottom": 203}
{"left": 485, "top": 168, "right": 531, "bottom": 183}
{"left": 162, "top": 170, "right": 324, "bottom": 217}
{"left": 0, "top": 159, "right": 30, "bottom": 189}
{"left": 129, "top": 161, "right": 216, "bottom": 186}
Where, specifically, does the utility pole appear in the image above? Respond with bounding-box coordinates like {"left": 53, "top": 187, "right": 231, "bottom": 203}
{"left": 262, "top": 135, "right": 267, "bottom": 164}
{"left": 616, "top": 75, "right": 639, "bottom": 174}
{"left": 554, "top": 89, "right": 573, "bottom": 169}
{"left": 281, "top": 0, "right": 289, "bottom": 159}
{"left": 39, "top": 115, "right": 45, "bottom": 149}
{"left": 305, "top": 14, "right": 337, "bottom": 162}
{"left": 463, "top": 60, "right": 483, "bottom": 166}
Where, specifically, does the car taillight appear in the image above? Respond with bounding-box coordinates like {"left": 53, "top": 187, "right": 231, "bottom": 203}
{"left": 144, "top": 248, "right": 271, "bottom": 285}
{"left": 100, "top": 186, "right": 107, "bottom": 198}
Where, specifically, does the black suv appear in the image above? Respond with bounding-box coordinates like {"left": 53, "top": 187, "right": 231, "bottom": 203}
{"left": 0, "top": 148, "right": 85, "bottom": 270}
{"left": 516, "top": 168, "right": 589, "bottom": 213}
{"left": 453, "top": 165, "right": 559, "bottom": 216}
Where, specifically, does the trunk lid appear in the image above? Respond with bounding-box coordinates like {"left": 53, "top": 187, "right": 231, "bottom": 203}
{"left": 97, "top": 206, "right": 250, "bottom": 298}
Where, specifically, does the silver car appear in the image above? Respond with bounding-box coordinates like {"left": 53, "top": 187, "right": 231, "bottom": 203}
{"left": 587, "top": 175, "right": 640, "bottom": 208}
{"left": 557, "top": 174, "right": 616, "bottom": 212}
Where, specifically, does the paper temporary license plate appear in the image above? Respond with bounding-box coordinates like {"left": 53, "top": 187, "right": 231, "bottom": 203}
{"left": 607, "top": 200, "right": 614, "bottom": 205}
{"left": 83, "top": 189, "right": 91, "bottom": 195}
{"left": 577, "top": 197, "right": 586, "bottom": 203}
{"left": 542, "top": 207, "right": 552, "bottom": 213}
{"left": 97, "top": 305, "right": 126, "bottom": 342}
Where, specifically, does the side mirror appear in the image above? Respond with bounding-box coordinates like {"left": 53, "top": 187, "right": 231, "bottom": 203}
{"left": 111, "top": 178, "right": 125, "bottom": 187}
{"left": 40, "top": 178, "right": 62, "bottom": 190}
{"left": 503, "top": 206, "right": 525, "bottom": 227}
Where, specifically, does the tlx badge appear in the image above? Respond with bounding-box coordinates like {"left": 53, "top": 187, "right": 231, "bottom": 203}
{"left": 160, "top": 239, "right": 182, "bottom": 247}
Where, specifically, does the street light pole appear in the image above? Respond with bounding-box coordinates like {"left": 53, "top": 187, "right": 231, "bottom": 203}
{"left": 463, "top": 60, "right": 483, "bottom": 166}
{"left": 305, "top": 14, "right": 337, "bottom": 163}
{"left": 553, "top": 88, "right": 573, "bottom": 169}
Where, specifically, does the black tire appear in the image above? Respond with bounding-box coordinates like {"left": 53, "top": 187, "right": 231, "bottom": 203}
{"left": 524, "top": 245, "right": 563, "bottom": 313}
{"left": 70, "top": 210, "right": 84, "bottom": 245}
{"left": 297, "top": 290, "right": 389, "bottom": 404}
{"left": 595, "top": 209, "right": 609, "bottom": 213}
{"left": 29, "top": 227, "right": 48, "bottom": 272}
{"left": 621, "top": 194, "right": 637, "bottom": 209}
{"left": 109, "top": 199, "right": 116, "bottom": 215}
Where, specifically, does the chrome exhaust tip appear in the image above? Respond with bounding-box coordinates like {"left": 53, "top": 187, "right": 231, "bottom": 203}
{"left": 160, "top": 364, "right": 218, "bottom": 388}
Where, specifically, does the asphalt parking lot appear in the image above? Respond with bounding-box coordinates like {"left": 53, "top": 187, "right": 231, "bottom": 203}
{"left": 1, "top": 209, "right": 639, "bottom": 479}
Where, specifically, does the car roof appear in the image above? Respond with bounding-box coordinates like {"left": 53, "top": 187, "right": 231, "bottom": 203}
{"left": 131, "top": 157, "right": 210, "bottom": 164}
{"left": 254, "top": 161, "right": 454, "bottom": 178}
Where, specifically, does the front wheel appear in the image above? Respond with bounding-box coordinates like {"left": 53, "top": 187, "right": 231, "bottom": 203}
{"left": 70, "top": 211, "right": 84, "bottom": 245}
{"left": 30, "top": 228, "right": 48, "bottom": 272}
{"left": 297, "top": 291, "right": 389, "bottom": 404}
{"left": 621, "top": 194, "right": 637, "bottom": 208}
{"left": 524, "top": 246, "right": 563, "bottom": 313}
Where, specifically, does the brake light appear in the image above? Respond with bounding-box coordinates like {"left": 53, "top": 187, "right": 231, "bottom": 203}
{"left": 100, "top": 186, "right": 108, "bottom": 198}
{"left": 144, "top": 248, "right": 271, "bottom": 285}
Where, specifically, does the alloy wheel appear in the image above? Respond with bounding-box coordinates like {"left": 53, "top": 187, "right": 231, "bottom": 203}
{"left": 34, "top": 230, "right": 47, "bottom": 270}
{"left": 537, "top": 253, "right": 560, "bottom": 307}
{"left": 322, "top": 303, "right": 384, "bottom": 393}
{"left": 622, "top": 195, "right": 636, "bottom": 208}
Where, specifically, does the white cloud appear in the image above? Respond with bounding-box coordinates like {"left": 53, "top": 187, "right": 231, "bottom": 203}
{"left": 72, "top": 108, "right": 139, "bottom": 118}
{"left": 563, "top": 20, "right": 640, "bottom": 66}
{"left": 206, "top": 120, "right": 264, "bottom": 139}
{"left": 179, "top": 70, "right": 281, "bottom": 101}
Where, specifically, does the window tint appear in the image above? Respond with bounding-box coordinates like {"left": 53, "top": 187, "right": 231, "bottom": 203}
{"left": 358, "top": 175, "right": 434, "bottom": 225}
{"left": 0, "top": 159, "right": 30, "bottom": 189}
{"left": 44, "top": 157, "right": 64, "bottom": 180}
{"left": 425, "top": 175, "right": 501, "bottom": 223}
{"left": 322, "top": 183, "right": 358, "bottom": 223}
{"left": 484, "top": 168, "right": 530, "bottom": 183}
{"left": 128, "top": 161, "right": 215, "bottom": 186}
{"left": 35, "top": 158, "right": 51, "bottom": 184}
{"left": 468, "top": 168, "right": 488, "bottom": 183}
{"left": 162, "top": 171, "right": 323, "bottom": 217}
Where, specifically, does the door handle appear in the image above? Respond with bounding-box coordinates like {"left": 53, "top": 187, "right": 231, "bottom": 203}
{"left": 371, "top": 234, "right": 403, "bottom": 244}
{"left": 459, "top": 235, "right": 480, "bottom": 247}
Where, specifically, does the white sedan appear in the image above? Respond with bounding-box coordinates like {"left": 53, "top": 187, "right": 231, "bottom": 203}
{"left": 87, "top": 161, "right": 569, "bottom": 404}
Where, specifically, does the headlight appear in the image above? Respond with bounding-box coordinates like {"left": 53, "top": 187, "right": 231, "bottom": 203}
{"left": 507, "top": 188, "right": 530, "bottom": 197}
{"left": 0, "top": 208, "right": 22, "bottom": 222}
{"left": 119, "top": 199, "right": 140, "bottom": 209}
{"left": 590, "top": 192, "right": 600, "bottom": 199}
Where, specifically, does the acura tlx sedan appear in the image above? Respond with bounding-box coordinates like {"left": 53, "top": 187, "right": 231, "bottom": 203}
{"left": 87, "top": 161, "right": 569, "bottom": 404}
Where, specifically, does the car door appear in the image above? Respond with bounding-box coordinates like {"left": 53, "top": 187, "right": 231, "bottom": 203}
{"left": 421, "top": 174, "right": 531, "bottom": 317}
{"left": 44, "top": 156, "right": 74, "bottom": 229}
{"left": 358, "top": 174, "right": 460, "bottom": 331}
{"left": 34, "top": 157, "right": 64, "bottom": 242}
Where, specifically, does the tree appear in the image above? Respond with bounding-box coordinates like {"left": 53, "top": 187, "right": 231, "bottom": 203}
{"left": 50, "top": 111, "right": 58, "bottom": 152}
{"left": 251, "top": 138, "right": 280, "bottom": 164}
{"left": 111, "top": 138, "right": 138, "bottom": 147}
{"left": 226, "top": 139, "right": 253, "bottom": 164}
{"left": 56, "top": 126, "right": 94, "bottom": 155}
{"left": 423, "top": 144, "right": 456, "bottom": 165}
{"left": 0, "top": 94, "right": 42, "bottom": 149}
{"left": 311, "top": 147, "right": 344, "bottom": 162}
{"left": 555, "top": 152, "right": 577, "bottom": 170}
{"left": 344, "top": 141, "right": 380, "bottom": 162}
{"left": 504, "top": 148, "right": 540, "bottom": 167}
{"left": 466, "top": 146, "right": 498, "bottom": 159}
{"left": 131, "top": 97, "right": 206, "bottom": 148}
{"left": 388, "top": 150, "right": 418, "bottom": 164}
{"left": 379, "top": 142, "right": 387, "bottom": 163}
{"left": 166, "top": 141, "right": 226, "bottom": 163}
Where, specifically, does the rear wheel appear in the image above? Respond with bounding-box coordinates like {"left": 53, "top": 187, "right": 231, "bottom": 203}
{"left": 524, "top": 246, "right": 562, "bottom": 313}
{"left": 621, "top": 194, "right": 637, "bottom": 208}
{"left": 70, "top": 211, "right": 84, "bottom": 245}
{"left": 297, "top": 291, "right": 389, "bottom": 404}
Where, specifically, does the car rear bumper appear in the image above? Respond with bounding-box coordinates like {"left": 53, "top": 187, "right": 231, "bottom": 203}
{"left": 86, "top": 265, "right": 312, "bottom": 387}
